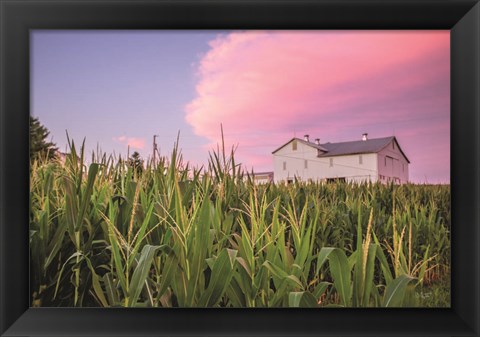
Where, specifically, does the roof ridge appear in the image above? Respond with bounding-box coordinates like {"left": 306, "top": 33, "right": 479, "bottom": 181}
{"left": 320, "top": 136, "right": 394, "bottom": 146}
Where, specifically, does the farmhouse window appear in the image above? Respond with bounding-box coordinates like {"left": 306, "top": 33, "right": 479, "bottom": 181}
{"left": 329, "top": 158, "right": 333, "bottom": 167}
{"left": 283, "top": 161, "right": 286, "bottom": 170}
{"left": 292, "top": 140, "right": 297, "bottom": 151}
{"left": 359, "top": 155, "right": 363, "bottom": 164}
{"left": 304, "top": 160, "right": 308, "bottom": 169}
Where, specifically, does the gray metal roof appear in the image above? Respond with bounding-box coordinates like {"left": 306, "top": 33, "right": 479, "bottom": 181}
{"left": 319, "top": 136, "right": 394, "bottom": 156}
{"left": 273, "top": 136, "right": 410, "bottom": 163}
{"left": 251, "top": 171, "right": 274, "bottom": 176}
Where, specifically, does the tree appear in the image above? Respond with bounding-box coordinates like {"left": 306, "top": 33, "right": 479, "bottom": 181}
{"left": 30, "top": 116, "right": 58, "bottom": 161}
{"left": 128, "top": 151, "right": 144, "bottom": 176}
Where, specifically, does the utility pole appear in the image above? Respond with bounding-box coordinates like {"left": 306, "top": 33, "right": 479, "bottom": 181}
{"left": 153, "top": 135, "right": 159, "bottom": 165}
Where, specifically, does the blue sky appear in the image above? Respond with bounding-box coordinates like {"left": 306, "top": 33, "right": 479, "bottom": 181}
{"left": 31, "top": 30, "right": 218, "bottom": 164}
{"left": 31, "top": 30, "right": 450, "bottom": 183}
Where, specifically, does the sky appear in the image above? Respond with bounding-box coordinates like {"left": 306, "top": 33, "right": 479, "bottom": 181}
{"left": 31, "top": 30, "right": 450, "bottom": 183}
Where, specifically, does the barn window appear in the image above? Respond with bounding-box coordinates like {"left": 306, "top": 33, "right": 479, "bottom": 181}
{"left": 359, "top": 155, "right": 363, "bottom": 164}
{"left": 304, "top": 160, "right": 308, "bottom": 169}
{"left": 329, "top": 158, "right": 333, "bottom": 167}
{"left": 292, "top": 140, "right": 297, "bottom": 151}
{"left": 283, "top": 161, "right": 286, "bottom": 170}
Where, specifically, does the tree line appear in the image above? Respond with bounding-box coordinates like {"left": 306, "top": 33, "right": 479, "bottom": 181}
{"left": 30, "top": 116, "right": 144, "bottom": 167}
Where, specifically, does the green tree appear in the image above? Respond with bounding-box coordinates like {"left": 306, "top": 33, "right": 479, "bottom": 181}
{"left": 30, "top": 116, "right": 58, "bottom": 161}
{"left": 128, "top": 151, "right": 144, "bottom": 176}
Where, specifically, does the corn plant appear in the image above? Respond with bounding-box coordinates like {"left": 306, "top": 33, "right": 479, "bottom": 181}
{"left": 29, "top": 135, "right": 450, "bottom": 307}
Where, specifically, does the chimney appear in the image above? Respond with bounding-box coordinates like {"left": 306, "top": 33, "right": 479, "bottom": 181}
{"left": 362, "top": 133, "right": 368, "bottom": 141}
{"left": 304, "top": 134, "right": 310, "bottom": 142}
{"left": 315, "top": 138, "right": 320, "bottom": 145}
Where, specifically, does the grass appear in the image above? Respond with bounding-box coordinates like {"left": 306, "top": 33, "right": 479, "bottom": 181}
{"left": 416, "top": 273, "right": 451, "bottom": 307}
{"left": 29, "top": 137, "right": 450, "bottom": 307}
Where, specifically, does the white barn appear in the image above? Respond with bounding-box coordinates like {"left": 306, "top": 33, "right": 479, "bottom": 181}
{"left": 272, "top": 134, "right": 409, "bottom": 184}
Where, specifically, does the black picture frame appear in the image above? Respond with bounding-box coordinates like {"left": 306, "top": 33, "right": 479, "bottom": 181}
{"left": 1, "top": 0, "right": 479, "bottom": 336}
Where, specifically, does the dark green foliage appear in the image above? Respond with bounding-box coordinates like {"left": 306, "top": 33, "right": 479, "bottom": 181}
{"left": 128, "top": 151, "right": 144, "bottom": 176}
{"left": 30, "top": 116, "right": 58, "bottom": 161}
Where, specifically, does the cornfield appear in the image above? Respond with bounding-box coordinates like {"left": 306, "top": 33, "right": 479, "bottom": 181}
{"left": 30, "top": 138, "right": 450, "bottom": 307}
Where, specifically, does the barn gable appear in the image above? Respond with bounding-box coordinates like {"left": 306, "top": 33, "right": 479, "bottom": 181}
{"left": 272, "top": 137, "right": 328, "bottom": 154}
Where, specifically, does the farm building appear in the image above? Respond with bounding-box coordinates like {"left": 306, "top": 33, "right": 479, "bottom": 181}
{"left": 272, "top": 134, "right": 409, "bottom": 184}
{"left": 247, "top": 171, "right": 274, "bottom": 184}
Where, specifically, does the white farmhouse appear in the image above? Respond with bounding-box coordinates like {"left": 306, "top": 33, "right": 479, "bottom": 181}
{"left": 272, "top": 134, "right": 409, "bottom": 184}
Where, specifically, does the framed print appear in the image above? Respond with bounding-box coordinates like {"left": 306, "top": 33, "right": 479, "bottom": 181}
{"left": 1, "top": 0, "right": 479, "bottom": 336}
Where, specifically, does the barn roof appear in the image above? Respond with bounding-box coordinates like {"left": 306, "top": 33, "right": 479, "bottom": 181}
{"left": 251, "top": 171, "right": 274, "bottom": 176}
{"left": 272, "top": 136, "right": 410, "bottom": 163}
{"left": 320, "top": 136, "right": 394, "bottom": 156}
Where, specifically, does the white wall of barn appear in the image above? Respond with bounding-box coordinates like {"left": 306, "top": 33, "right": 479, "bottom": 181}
{"left": 376, "top": 139, "right": 409, "bottom": 184}
{"left": 273, "top": 140, "right": 378, "bottom": 183}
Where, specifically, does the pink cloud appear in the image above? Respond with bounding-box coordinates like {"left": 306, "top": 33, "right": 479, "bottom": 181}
{"left": 113, "top": 136, "right": 145, "bottom": 150}
{"left": 185, "top": 31, "right": 450, "bottom": 183}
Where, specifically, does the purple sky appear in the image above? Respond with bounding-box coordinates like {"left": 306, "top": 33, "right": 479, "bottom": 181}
{"left": 31, "top": 30, "right": 450, "bottom": 183}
